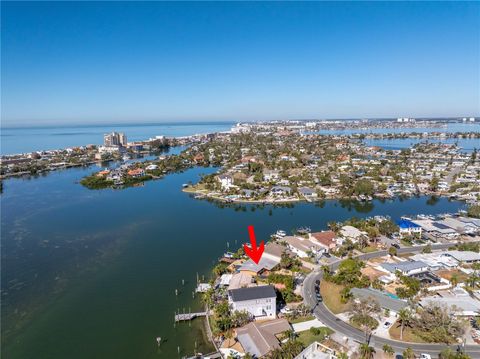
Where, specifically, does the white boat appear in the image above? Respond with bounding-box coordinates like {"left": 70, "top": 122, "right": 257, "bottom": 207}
{"left": 122, "top": 155, "right": 130, "bottom": 161}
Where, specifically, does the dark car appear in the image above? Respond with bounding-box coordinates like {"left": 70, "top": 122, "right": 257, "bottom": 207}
{"left": 392, "top": 243, "right": 400, "bottom": 249}
{"left": 315, "top": 279, "right": 321, "bottom": 285}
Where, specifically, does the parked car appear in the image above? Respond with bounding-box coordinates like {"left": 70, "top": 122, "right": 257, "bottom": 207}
{"left": 382, "top": 321, "right": 391, "bottom": 329}
{"left": 280, "top": 306, "right": 293, "bottom": 315}
{"left": 392, "top": 243, "right": 400, "bottom": 249}
{"left": 419, "top": 354, "right": 432, "bottom": 359}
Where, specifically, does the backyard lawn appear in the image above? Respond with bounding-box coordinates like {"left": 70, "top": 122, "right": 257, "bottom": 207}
{"left": 297, "top": 327, "right": 334, "bottom": 347}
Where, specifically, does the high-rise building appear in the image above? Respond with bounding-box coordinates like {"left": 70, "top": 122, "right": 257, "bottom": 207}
{"left": 103, "top": 132, "right": 127, "bottom": 147}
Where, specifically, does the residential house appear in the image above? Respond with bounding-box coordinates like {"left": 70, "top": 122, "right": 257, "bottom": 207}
{"left": 228, "top": 285, "right": 277, "bottom": 319}
{"left": 127, "top": 168, "right": 145, "bottom": 178}
{"left": 380, "top": 260, "right": 429, "bottom": 277}
{"left": 339, "top": 225, "right": 367, "bottom": 244}
{"left": 310, "top": 231, "right": 338, "bottom": 252}
{"left": 236, "top": 319, "right": 291, "bottom": 358}
{"left": 218, "top": 174, "right": 234, "bottom": 190}
{"left": 397, "top": 219, "right": 422, "bottom": 237}
{"left": 284, "top": 236, "right": 324, "bottom": 258}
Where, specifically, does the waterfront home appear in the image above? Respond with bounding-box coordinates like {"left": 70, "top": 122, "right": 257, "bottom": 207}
{"left": 228, "top": 285, "right": 277, "bottom": 320}
{"left": 298, "top": 187, "right": 317, "bottom": 199}
{"left": 263, "top": 242, "right": 286, "bottom": 262}
{"left": 218, "top": 174, "right": 234, "bottom": 190}
{"left": 269, "top": 186, "right": 292, "bottom": 196}
{"left": 284, "top": 236, "right": 324, "bottom": 258}
{"left": 310, "top": 231, "right": 338, "bottom": 252}
{"left": 127, "top": 168, "right": 145, "bottom": 178}
{"left": 239, "top": 256, "right": 279, "bottom": 276}
{"left": 339, "top": 225, "right": 367, "bottom": 244}
{"left": 145, "top": 164, "right": 158, "bottom": 171}
{"left": 397, "top": 219, "right": 422, "bottom": 237}
{"left": 236, "top": 318, "right": 291, "bottom": 357}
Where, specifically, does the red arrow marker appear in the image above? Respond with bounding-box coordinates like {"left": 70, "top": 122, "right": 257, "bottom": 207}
{"left": 244, "top": 225, "right": 264, "bottom": 264}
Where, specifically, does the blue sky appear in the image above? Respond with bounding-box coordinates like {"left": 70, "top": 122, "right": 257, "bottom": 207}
{"left": 1, "top": 1, "right": 479, "bottom": 125}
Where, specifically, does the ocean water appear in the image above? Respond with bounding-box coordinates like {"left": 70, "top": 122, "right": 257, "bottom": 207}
{"left": 1, "top": 122, "right": 234, "bottom": 155}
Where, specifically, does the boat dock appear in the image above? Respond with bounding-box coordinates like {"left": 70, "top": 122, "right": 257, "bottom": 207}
{"left": 174, "top": 311, "right": 210, "bottom": 322}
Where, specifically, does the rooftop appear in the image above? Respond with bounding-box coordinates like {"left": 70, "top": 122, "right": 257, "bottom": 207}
{"left": 351, "top": 287, "right": 408, "bottom": 312}
{"left": 228, "top": 285, "right": 276, "bottom": 302}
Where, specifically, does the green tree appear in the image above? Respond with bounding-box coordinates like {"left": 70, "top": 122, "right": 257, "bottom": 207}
{"left": 403, "top": 347, "right": 415, "bottom": 359}
{"left": 388, "top": 246, "right": 398, "bottom": 257}
{"left": 382, "top": 344, "right": 395, "bottom": 357}
{"left": 397, "top": 308, "right": 413, "bottom": 340}
{"left": 467, "top": 205, "right": 480, "bottom": 219}
{"left": 350, "top": 297, "right": 380, "bottom": 342}
{"left": 359, "top": 343, "right": 376, "bottom": 359}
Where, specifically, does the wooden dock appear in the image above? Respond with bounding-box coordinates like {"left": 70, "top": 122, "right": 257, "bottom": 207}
{"left": 174, "top": 311, "right": 209, "bottom": 322}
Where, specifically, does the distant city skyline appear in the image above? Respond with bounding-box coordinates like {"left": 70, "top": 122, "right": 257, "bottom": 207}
{"left": 1, "top": 1, "right": 479, "bottom": 126}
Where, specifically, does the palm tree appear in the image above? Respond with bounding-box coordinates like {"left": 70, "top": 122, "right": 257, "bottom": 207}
{"left": 451, "top": 273, "right": 459, "bottom": 288}
{"left": 382, "top": 344, "right": 395, "bottom": 357}
{"left": 397, "top": 308, "right": 412, "bottom": 340}
{"left": 403, "top": 347, "right": 415, "bottom": 359}
{"left": 359, "top": 343, "right": 375, "bottom": 359}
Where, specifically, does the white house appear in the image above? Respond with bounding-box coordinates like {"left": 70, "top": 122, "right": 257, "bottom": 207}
{"left": 218, "top": 174, "right": 234, "bottom": 190}
{"left": 284, "top": 236, "right": 324, "bottom": 258}
{"left": 380, "top": 260, "right": 429, "bottom": 277}
{"left": 228, "top": 285, "right": 276, "bottom": 319}
{"left": 339, "top": 225, "right": 367, "bottom": 243}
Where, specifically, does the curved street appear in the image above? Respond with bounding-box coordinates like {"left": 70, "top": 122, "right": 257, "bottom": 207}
{"left": 302, "top": 243, "right": 480, "bottom": 358}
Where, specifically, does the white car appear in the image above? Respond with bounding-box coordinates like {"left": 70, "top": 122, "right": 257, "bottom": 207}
{"left": 420, "top": 354, "right": 432, "bottom": 359}
{"left": 280, "top": 307, "right": 292, "bottom": 314}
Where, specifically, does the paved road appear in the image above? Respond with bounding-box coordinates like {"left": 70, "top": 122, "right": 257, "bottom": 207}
{"left": 303, "top": 243, "right": 480, "bottom": 358}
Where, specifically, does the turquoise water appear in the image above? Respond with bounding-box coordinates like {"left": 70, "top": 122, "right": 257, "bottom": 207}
{"left": 1, "top": 155, "right": 467, "bottom": 358}
{"left": 386, "top": 293, "right": 400, "bottom": 300}
{"left": 1, "top": 122, "right": 234, "bottom": 155}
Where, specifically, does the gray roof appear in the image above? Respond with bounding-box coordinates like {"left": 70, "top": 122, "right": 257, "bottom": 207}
{"left": 381, "top": 260, "right": 428, "bottom": 274}
{"left": 228, "top": 285, "right": 276, "bottom": 302}
{"left": 351, "top": 287, "right": 408, "bottom": 312}
{"left": 239, "top": 256, "right": 279, "bottom": 273}
{"left": 236, "top": 319, "right": 291, "bottom": 357}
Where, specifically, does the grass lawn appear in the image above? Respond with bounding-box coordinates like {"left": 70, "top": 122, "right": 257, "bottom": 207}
{"left": 361, "top": 245, "right": 378, "bottom": 253}
{"left": 289, "top": 315, "right": 315, "bottom": 324}
{"left": 297, "top": 327, "right": 334, "bottom": 347}
{"left": 320, "top": 281, "right": 350, "bottom": 314}
{"left": 389, "top": 320, "right": 427, "bottom": 343}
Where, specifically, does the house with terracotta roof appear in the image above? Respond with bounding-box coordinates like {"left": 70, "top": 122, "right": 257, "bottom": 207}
{"left": 127, "top": 168, "right": 145, "bottom": 178}
{"left": 310, "top": 231, "right": 338, "bottom": 251}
